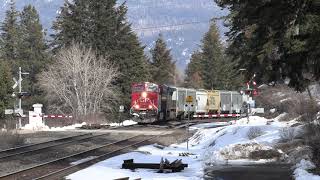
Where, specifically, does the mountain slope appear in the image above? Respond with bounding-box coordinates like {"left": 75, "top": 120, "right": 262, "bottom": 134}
{"left": 0, "top": 0, "right": 228, "bottom": 70}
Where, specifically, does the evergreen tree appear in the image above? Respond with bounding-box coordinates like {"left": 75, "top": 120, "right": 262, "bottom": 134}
{"left": 185, "top": 51, "right": 204, "bottom": 88}
{"left": 215, "top": 0, "right": 320, "bottom": 91}
{"left": 201, "top": 23, "right": 238, "bottom": 90}
{"left": 184, "top": 22, "right": 240, "bottom": 90}
{"left": 0, "top": 61, "right": 13, "bottom": 120}
{"left": 150, "top": 34, "right": 176, "bottom": 85}
{"left": 52, "top": 0, "right": 149, "bottom": 107}
{"left": 0, "top": 0, "right": 20, "bottom": 65}
{"left": 18, "top": 5, "right": 49, "bottom": 109}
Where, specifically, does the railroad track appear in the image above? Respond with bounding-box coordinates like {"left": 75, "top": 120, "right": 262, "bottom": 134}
{"left": 0, "top": 134, "right": 161, "bottom": 180}
{"left": 0, "top": 132, "right": 112, "bottom": 161}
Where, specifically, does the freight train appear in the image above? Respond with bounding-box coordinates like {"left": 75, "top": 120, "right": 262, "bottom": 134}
{"left": 130, "top": 82, "right": 248, "bottom": 123}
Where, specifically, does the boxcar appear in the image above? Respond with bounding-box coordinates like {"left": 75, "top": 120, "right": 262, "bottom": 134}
{"left": 219, "top": 91, "right": 243, "bottom": 114}
{"left": 207, "top": 90, "right": 220, "bottom": 113}
{"left": 231, "top": 91, "right": 243, "bottom": 113}
{"left": 196, "top": 90, "right": 208, "bottom": 114}
{"left": 220, "top": 91, "right": 232, "bottom": 113}
{"left": 172, "top": 87, "right": 196, "bottom": 119}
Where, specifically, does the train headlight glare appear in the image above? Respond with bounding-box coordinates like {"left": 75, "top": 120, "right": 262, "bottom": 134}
{"left": 135, "top": 104, "right": 140, "bottom": 109}
{"left": 141, "top": 92, "right": 147, "bottom": 98}
{"left": 148, "top": 105, "right": 153, "bottom": 109}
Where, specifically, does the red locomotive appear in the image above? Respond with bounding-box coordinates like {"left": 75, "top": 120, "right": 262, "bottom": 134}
{"left": 130, "top": 82, "right": 160, "bottom": 123}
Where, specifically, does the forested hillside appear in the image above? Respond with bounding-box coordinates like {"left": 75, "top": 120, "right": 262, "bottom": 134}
{"left": 0, "top": 0, "right": 227, "bottom": 70}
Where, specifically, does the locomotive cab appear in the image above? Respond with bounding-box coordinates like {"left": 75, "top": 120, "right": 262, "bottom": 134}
{"left": 130, "top": 82, "right": 159, "bottom": 123}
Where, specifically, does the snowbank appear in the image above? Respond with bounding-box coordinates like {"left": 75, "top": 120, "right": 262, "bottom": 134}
{"left": 21, "top": 122, "right": 86, "bottom": 131}
{"left": 22, "top": 119, "right": 137, "bottom": 132}
{"left": 200, "top": 116, "right": 289, "bottom": 165}
{"left": 294, "top": 159, "right": 320, "bottom": 180}
{"left": 68, "top": 146, "right": 203, "bottom": 180}
{"left": 68, "top": 115, "right": 297, "bottom": 180}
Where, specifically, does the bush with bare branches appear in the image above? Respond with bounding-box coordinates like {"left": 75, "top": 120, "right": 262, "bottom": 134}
{"left": 279, "top": 127, "right": 296, "bottom": 142}
{"left": 38, "top": 43, "right": 119, "bottom": 120}
{"left": 247, "top": 127, "right": 264, "bottom": 140}
{"left": 256, "top": 84, "right": 319, "bottom": 121}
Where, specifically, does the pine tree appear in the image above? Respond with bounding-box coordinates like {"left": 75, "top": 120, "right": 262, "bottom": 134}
{"left": 185, "top": 51, "right": 204, "bottom": 88}
{"left": 0, "top": 0, "right": 20, "bottom": 65}
{"left": 52, "top": 0, "right": 149, "bottom": 107}
{"left": 18, "top": 5, "right": 49, "bottom": 109}
{"left": 215, "top": 0, "right": 320, "bottom": 91}
{"left": 150, "top": 34, "right": 176, "bottom": 85}
{"left": 184, "top": 22, "right": 240, "bottom": 90}
{"left": 0, "top": 61, "right": 13, "bottom": 120}
{"left": 201, "top": 22, "right": 237, "bottom": 90}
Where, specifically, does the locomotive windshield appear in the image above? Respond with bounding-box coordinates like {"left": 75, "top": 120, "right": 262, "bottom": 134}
{"left": 146, "top": 83, "right": 158, "bottom": 92}
{"left": 132, "top": 84, "right": 144, "bottom": 92}
{"left": 132, "top": 83, "right": 158, "bottom": 92}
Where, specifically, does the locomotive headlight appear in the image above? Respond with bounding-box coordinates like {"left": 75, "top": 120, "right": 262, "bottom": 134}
{"left": 141, "top": 91, "right": 147, "bottom": 98}
{"left": 148, "top": 105, "right": 153, "bottom": 109}
{"left": 135, "top": 104, "right": 140, "bottom": 109}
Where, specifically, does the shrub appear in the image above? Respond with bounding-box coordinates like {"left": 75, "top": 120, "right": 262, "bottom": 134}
{"left": 247, "top": 127, "right": 264, "bottom": 140}
{"left": 255, "top": 84, "right": 319, "bottom": 121}
{"left": 249, "top": 149, "right": 282, "bottom": 160}
{"left": 279, "top": 127, "right": 296, "bottom": 142}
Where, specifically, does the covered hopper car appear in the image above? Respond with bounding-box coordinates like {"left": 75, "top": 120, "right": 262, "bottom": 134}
{"left": 130, "top": 82, "right": 246, "bottom": 123}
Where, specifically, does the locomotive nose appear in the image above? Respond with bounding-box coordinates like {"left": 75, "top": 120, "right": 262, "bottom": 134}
{"left": 141, "top": 91, "right": 147, "bottom": 98}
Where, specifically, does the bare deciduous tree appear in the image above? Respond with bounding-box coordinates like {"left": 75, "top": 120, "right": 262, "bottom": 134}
{"left": 39, "top": 43, "right": 119, "bottom": 119}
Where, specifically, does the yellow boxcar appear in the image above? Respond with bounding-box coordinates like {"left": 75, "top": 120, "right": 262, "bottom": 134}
{"left": 207, "top": 90, "right": 220, "bottom": 113}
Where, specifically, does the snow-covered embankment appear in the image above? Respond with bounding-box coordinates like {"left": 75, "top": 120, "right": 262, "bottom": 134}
{"left": 67, "top": 115, "right": 319, "bottom": 180}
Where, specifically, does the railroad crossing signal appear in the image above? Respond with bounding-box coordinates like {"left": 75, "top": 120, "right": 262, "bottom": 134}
{"left": 12, "top": 77, "right": 18, "bottom": 89}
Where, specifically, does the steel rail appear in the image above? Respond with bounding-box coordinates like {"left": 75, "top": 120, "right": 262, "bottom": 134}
{"left": 35, "top": 134, "right": 162, "bottom": 180}
{"left": 0, "top": 133, "right": 111, "bottom": 160}
{"left": 0, "top": 134, "right": 149, "bottom": 179}
{"left": 0, "top": 133, "right": 92, "bottom": 154}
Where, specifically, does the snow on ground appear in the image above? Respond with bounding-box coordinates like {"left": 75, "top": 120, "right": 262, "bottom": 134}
{"left": 107, "top": 120, "right": 137, "bottom": 127}
{"left": 21, "top": 122, "right": 86, "bottom": 131}
{"left": 22, "top": 120, "right": 137, "bottom": 132}
{"left": 280, "top": 98, "right": 292, "bottom": 103}
{"left": 294, "top": 159, "right": 320, "bottom": 180}
{"left": 67, "top": 115, "right": 319, "bottom": 179}
{"left": 270, "top": 108, "right": 276, "bottom": 113}
{"left": 71, "top": 156, "right": 98, "bottom": 165}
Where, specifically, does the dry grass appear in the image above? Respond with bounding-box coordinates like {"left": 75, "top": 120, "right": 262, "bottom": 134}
{"left": 0, "top": 131, "right": 25, "bottom": 149}
{"left": 275, "top": 139, "right": 305, "bottom": 153}
{"left": 249, "top": 149, "right": 282, "bottom": 160}
{"left": 220, "top": 143, "right": 281, "bottom": 160}
{"left": 256, "top": 84, "right": 319, "bottom": 122}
